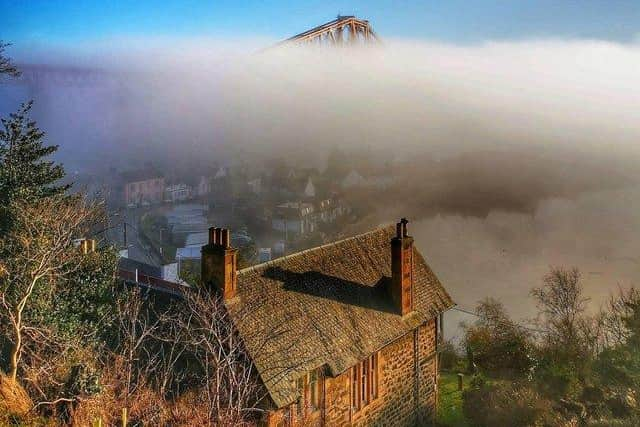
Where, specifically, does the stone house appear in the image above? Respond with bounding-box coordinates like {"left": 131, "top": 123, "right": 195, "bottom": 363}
{"left": 122, "top": 169, "right": 164, "bottom": 207}
{"left": 272, "top": 202, "right": 317, "bottom": 237}
{"left": 201, "top": 219, "right": 453, "bottom": 426}
{"left": 315, "top": 198, "right": 349, "bottom": 224}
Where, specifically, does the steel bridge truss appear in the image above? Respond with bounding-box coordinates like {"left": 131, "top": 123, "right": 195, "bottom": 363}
{"left": 283, "top": 15, "right": 380, "bottom": 46}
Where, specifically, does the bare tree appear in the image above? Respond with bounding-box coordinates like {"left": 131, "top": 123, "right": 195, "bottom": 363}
{"left": 531, "top": 267, "right": 590, "bottom": 352}
{"left": 0, "top": 196, "right": 103, "bottom": 382}
{"left": 601, "top": 287, "right": 640, "bottom": 348}
{"left": 175, "top": 288, "right": 315, "bottom": 426}
{"left": 114, "top": 288, "right": 162, "bottom": 400}
{"left": 178, "top": 290, "right": 265, "bottom": 425}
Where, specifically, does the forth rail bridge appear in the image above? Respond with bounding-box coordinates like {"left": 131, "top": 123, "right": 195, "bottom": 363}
{"left": 280, "top": 15, "right": 380, "bottom": 46}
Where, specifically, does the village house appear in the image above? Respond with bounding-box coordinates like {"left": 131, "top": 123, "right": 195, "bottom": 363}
{"left": 272, "top": 198, "right": 349, "bottom": 239}
{"left": 164, "top": 183, "right": 192, "bottom": 203}
{"left": 315, "top": 197, "right": 349, "bottom": 224}
{"left": 201, "top": 219, "right": 454, "bottom": 426}
{"left": 273, "top": 167, "right": 321, "bottom": 200}
{"left": 122, "top": 169, "right": 165, "bottom": 207}
{"left": 272, "top": 202, "right": 316, "bottom": 237}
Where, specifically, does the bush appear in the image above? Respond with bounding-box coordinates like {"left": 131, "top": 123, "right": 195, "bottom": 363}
{"left": 0, "top": 371, "right": 33, "bottom": 424}
{"left": 463, "top": 381, "right": 565, "bottom": 427}
{"left": 463, "top": 299, "right": 533, "bottom": 376}
{"left": 438, "top": 340, "right": 461, "bottom": 371}
{"left": 533, "top": 357, "right": 585, "bottom": 400}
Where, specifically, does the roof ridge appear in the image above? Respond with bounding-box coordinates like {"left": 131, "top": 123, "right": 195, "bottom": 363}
{"left": 238, "top": 224, "right": 393, "bottom": 275}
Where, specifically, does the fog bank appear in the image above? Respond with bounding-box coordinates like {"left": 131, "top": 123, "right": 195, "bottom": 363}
{"left": 2, "top": 38, "right": 639, "bottom": 168}
{"left": 2, "top": 37, "right": 640, "bottom": 329}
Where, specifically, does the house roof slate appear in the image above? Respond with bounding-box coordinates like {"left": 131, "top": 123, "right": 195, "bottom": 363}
{"left": 227, "top": 224, "right": 454, "bottom": 408}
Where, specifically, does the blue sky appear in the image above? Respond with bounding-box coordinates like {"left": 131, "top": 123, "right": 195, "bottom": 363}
{"left": 1, "top": 0, "right": 639, "bottom": 46}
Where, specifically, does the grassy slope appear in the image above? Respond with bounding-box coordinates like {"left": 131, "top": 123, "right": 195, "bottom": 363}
{"left": 437, "top": 372, "right": 471, "bottom": 427}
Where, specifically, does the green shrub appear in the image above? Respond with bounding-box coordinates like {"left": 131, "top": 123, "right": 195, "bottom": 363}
{"left": 463, "top": 381, "right": 566, "bottom": 427}
{"left": 439, "top": 340, "right": 461, "bottom": 372}
{"left": 463, "top": 299, "right": 533, "bottom": 376}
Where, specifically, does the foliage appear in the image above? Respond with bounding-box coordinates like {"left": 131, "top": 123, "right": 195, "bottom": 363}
{"left": 0, "top": 196, "right": 119, "bottom": 421}
{"left": 438, "top": 340, "right": 462, "bottom": 372}
{"left": 531, "top": 268, "right": 591, "bottom": 362}
{"left": 455, "top": 267, "right": 640, "bottom": 426}
{"left": 49, "top": 248, "right": 118, "bottom": 343}
{"left": 594, "top": 288, "right": 640, "bottom": 391}
{"left": 0, "top": 102, "right": 68, "bottom": 234}
{"left": 530, "top": 268, "right": 596, "bottom": 399}
{"left": 0, "top": 41, "right": 20, "bottom": 78}
{"left": 463, "top": 298, "right": 533, "bottom": 376}
{"left": 462, "top": 380, "right": 565, "bottom": 427}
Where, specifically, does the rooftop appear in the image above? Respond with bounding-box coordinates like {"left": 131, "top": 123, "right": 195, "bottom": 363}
{"left": 227, "top": 225, "right": 453, "bottom": 408}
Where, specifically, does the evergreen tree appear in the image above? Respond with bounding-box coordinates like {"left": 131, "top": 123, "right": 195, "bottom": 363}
{"left": 0, "top": 41, "right": 20, "bottom": 78}
{"left": 0, "top": 102, "right": 68, "bottom": 232}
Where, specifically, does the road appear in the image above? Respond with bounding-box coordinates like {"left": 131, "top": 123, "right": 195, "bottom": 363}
{"left": 105, "top": 207, "right": 163, "bottom": 266}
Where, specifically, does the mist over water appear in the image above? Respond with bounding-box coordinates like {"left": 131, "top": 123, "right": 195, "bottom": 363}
{"left": 413, "top": 188, "right": 640, "bottom": 338}
{"left": 2, "top": 38, "right": 640, "bottom": 326}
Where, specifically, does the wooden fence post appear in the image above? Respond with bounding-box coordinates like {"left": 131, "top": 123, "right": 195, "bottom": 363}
{"left": 457, "top": 373, "right": 464, "bottom": 391}
{"left": 122, "top": 407, "right": 128, "bottom": 427}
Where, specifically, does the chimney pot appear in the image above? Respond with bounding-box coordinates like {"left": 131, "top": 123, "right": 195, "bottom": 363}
{"left": 79, "top": 238, "right": 96, "bottom": 254}
{"left": 221, "top": 229, "right": 230, "bottom": 248}
{"left": 209, "top": 227, "right": 217, "bottom": 245}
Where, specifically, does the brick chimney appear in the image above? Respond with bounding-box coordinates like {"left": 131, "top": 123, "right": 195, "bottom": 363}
{"left": 390, "top": 218, "right": 413, "bottom": 316}
{"left": 201, "top": 227, "right": 238, "bottom": 300}
{"left": 76, "top": 238, "right": 96, "bottom": 254}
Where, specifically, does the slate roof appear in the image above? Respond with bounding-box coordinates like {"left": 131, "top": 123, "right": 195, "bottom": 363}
{"left": 227, "top": 225, "right": 454, "bottom": 409}
{"left": 118, "top": 257, "right": 162, "bottom": 278}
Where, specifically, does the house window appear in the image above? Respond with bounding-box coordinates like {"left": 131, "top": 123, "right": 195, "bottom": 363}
{"left": 351, "top": 353, "right": 379, "bottom": 413}
{"left": 296, "top": 368, "right": 322, "bottom": 418}
{"left": 309, "top": 369, "right": 320, "bottom": 410}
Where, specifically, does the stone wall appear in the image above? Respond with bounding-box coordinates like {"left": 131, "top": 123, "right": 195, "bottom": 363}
{"left": 264, "top": 318, "right": 438, "bottom": 426}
